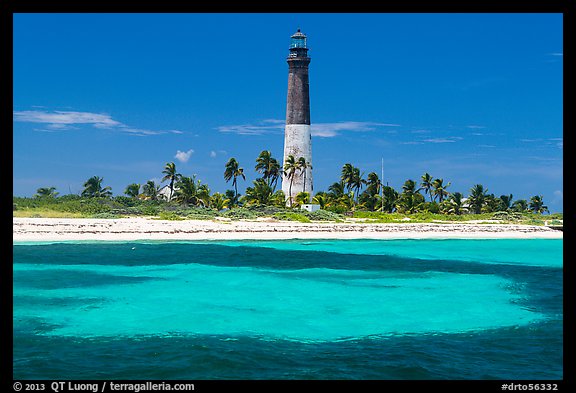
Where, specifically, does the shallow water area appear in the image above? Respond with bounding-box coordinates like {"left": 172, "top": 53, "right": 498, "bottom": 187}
{"left": 13, "top": 239, "right": 563, "bottom": 379}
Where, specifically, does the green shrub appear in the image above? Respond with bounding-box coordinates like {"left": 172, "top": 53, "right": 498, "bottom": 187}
{"left": 114, "top": 196, "right": 138, "bottom": 207}
{"left": 157, "top": 211, "right": 184, "bottom": 221}
{"left": 491, "top": 211, "right": 523, "bottom": 221}
{"left": 273, "top": 212, "right": 311, "bottom": 223}
{"left": 306, "top": 209, "right": 343, "bottom": 221}
{"left": 222, "top": 208, "right": 260, "bottom": 220}
{"left": 91, "top": 212, "right": 122, "bottom": 219}
{"left": 140, "top": 205, "right": 161, "bottom": 216}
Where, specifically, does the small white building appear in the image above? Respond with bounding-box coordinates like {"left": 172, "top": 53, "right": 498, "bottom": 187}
{"left": 300, "top": 204, "right": 320, "bottom": 212}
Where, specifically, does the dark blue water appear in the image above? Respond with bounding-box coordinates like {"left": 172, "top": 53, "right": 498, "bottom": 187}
{"left": 13, "top": 239, "right": 563, "bottom": 379}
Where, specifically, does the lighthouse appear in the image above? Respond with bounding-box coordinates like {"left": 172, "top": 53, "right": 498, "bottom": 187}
{"left": 282, "top": 29, "right": 313, "bottom": 206}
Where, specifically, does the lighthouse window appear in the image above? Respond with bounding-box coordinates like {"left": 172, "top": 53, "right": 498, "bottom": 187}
{"left": 290, "top": 37, "right": 306, "bottom": 49}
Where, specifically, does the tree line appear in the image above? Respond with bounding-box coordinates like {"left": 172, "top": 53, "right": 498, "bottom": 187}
{"left": 32, "top": 150, "right": 550, "bottom": 215}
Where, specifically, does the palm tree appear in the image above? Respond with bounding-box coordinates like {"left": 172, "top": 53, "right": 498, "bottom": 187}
{"left": 381, "top": 185, "right": 399, "bottom": 213}
{"left": 365, "top": 172, "right": 381, "bottom": 197}
{"left": 341, "top": 163, "right": 355, "bottom": 193}
{"left": 270, "top": 190, "right": 287, "bottom": 208}
{"left": 297, "top": 156, "right": 312, "bottom": 196}
{"left": 124, "top": 183, "right": 140, "bottom": 198}
{"left": 294, "top": 191, "right": 311, "bottom": 207}
{"left": 269, "top": 158, "right": 281, "bottom": 191}
{"left": 197, "top": 184, "right": 211, "bottom": 207}
{"left": 224, "top": 158, "right": 245, "bottom": 204}
{"left": 35, "top": 187, "right": 59, "bottom": 198}
{"left": 174, "top": 176, "right": 209, "bottom": 206}
{"left": 420, "top": 173, "right": 434, "bottom": 201}
{"left": 328, "top": 181, "right": 345, "bottom": 199}
{"left": 161, "top": 162, "right": 181, "bottom": 201}
{"left": 81, "top": 176, "right": 112, "bottom": 198}
{"left": 225, "top": 189, "right": 239, "bottom": 208}
{"left": 312, "top": 192, "right": 329, "bottom": 209}
{"left": 529, "top": 195, "right": 549, "bottom": 214}
{"left": 359, "top": 190, "right": 381, "bottom": 211}
{"left": 396, "top": 180, "right": 424, "bottom": 214}
{"left": 402, "top": 179, "right": 418, "bottom": 195}
{"left": 345, "top": 166, "right": 364, "bottom": 203}
{"left": 244, "top": 178, "right": 274, "bottom": 206}
{"left": 445, "top": 192, "right": 467, "bottom": 215}
{"left": 210, "top": 192, "right": 229, "bottom": 211}
{"left": 498, "top": 194, "right": 514, "bottom": 211}
{"left": 283, "top": 155, "right": 299, "bottom": 207}
{"left": 488, "top": 194, "right": 503, "bottom": 213}
{"left": 142, "top": 180, "right": 160, "bottom": 201}
{"left": 468, "top": 184, "right": 487, "bottom": 214}
{"left": 255, "top": 151, "right": 281, "bottom": 190}
{"left": 511, "top": 199, "right": 529, "bottom": 213}
{"left": 336, "top": 191, "right": 356, "bottom": 211}
{"left": 431, "top": 178, "right": 450, "bottom": 203}
{"left": 174, "top": 176, "right": 197, "bottom": 205}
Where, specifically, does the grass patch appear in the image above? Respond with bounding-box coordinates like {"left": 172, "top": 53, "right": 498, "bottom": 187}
{"left": 273, "top": 212, "right": 311, "bottom": 223}
{"left": 13, "top": 209, "right": 86, "bottom": 218}
{"left": 155, "top": 211, "right": 185, "bottom": 221}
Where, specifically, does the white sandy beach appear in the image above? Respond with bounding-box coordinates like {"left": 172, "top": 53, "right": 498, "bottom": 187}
{"left": 13, "top": 217, "right": 563, "bottom": 242}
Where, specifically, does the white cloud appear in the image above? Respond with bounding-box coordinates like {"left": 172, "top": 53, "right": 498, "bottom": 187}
{"left": 311, "top": 121, "right": 400, "bottom": 138}
{"left": 421, "top": 137, "right": 463, "bottom": 143}
{"left": 217, "top": 123, "right": 285, "bottom": 136}
{"left": 210, "top": 150, "right": 217, "bottom": 158}
{"left": 175, "top": 149, "right": 194, "bottom": 163}
{"left": 13, "top": 109, "right": 183, "bottom": 137}
{"left": 217, "top": 119, "right": 400, "bottom": 138}
{"left": 465, "top": 125, "right": 486, "bottom": 129}
{"left": 521, "top": 137, "right": 563, "bottom": 149}
{"left": 548, "top": 52, "right": 563, "bottom": 56}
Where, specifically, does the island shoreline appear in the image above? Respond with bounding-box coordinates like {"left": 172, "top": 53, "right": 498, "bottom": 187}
{"left": 13, "top": 217, "right": 563, "bottom": 242}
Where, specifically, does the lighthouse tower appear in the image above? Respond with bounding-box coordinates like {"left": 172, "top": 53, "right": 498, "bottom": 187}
{"left": 282, "top": 29, "right": 313, "bottom": 205}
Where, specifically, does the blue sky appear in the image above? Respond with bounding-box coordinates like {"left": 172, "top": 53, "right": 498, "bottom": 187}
{"left": 13, "top": 13, "right": 563, "bottom": 212}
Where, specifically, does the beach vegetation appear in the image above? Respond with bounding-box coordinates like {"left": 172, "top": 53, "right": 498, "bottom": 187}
{"left": 294, "top": 191, "right": 311, "bottom": 208}
{"left": 161, "top": 162, "right": 182, "bottom": 202}
{"left": 511, "top": 199, "right": 529, "bottom": 213}
{"left": 224, "top": 158, "right": 246, "bottom": 206}
{"left": 431, "top": 178, "right": 450, "bottom": 203}
{"left": 529, "top": 195, "right": 549, "bottom": 214}
{"left": 255, "top": 150, "right": 281, "bottom": 191}
{"left": 124, "top": 183, "right": 141, "bottom": 198}
{"left": 174, "top": 176, "right": 210, "bottom": 207}
{"left": 467, "top": 184, "right": 488, "bottom": 214}
{"left": 243, "top": 178, "right": 275, "bottom": 206}
{"left": 142, "top": 180, "right": 161, "bottom": 201}
{"left": 210, "top": 192, "right": 230, "bottom": 211}
{"left": 157, "top": 211, "right": 185, "bottom": 221}
{"left": 420, "top": 173, "right": 434, "bottom": 201}
{"left": 274, "top": 211, "right": 311, "bottom": 223}
{"left": 298, "top": 157, "right": 312, "bottom": 195}
{"left": 35, "top": 187, "right": 59, "bottom": 199}
{"left": 81, "top": 176, "right": 113, "bottom": 198}
{"left": 283, "top": 155, "right": 299, "bottom": 208}
{"left": 14, "top": 157, "right": 558, "bottom": 222}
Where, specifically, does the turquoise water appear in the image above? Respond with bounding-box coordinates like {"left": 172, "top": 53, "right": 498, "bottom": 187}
{"left": 13, "top": 239, "right": 563, "bottom": 379}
